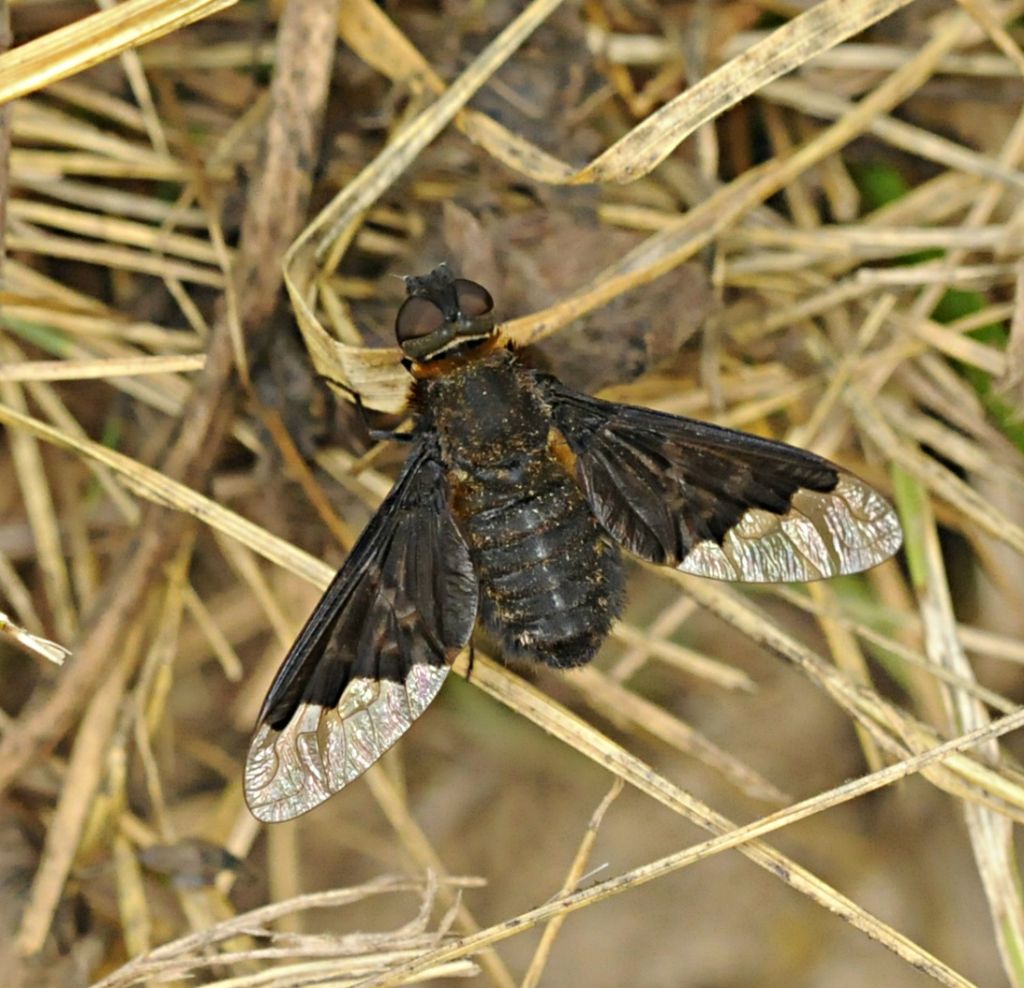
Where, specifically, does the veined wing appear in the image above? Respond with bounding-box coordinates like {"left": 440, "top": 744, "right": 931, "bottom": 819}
{"left": 245, "top": 436, "right": 478, "bottom": 822}
{"left": 540, "top": 378, "right": 901, "bottom": 582}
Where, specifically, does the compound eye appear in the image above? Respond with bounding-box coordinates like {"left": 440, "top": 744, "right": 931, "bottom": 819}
{"left": 454, "top": 279, "right": 494, "bottom": 318}
{"left": 395, "top": 295, "right": 444, "bottom": 344}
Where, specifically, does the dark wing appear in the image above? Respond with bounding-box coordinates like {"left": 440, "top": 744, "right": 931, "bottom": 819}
{"left": 244, "top": 436, "right": 477, "bottom": 822}
{"left": 539, "top": 377, "right": 901, "bottom": 582}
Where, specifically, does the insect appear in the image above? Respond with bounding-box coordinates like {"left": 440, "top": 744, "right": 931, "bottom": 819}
{"left": 244, "top": 264, "right": 902, "bottom": 821}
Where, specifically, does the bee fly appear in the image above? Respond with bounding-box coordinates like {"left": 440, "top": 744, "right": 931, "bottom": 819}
{"left": 245, "top": 264, "right": 902, "bottom": 821}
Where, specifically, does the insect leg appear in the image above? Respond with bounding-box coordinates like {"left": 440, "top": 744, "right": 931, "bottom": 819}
{"left": 318, "top": 373, "right": 415, "bottom": 443}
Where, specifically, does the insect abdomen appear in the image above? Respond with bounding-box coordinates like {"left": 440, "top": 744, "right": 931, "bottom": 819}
{"left": 462, "top": 461, "right": 625, "bottom": 669}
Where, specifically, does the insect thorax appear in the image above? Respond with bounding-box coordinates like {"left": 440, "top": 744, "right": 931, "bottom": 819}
{"left": 416, "top": 348, "right": 552, "bottom": 469}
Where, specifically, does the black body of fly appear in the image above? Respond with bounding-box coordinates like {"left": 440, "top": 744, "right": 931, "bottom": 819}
{"left": 417, "top": 345, "right": 625, "bottom": 669}
{"left": 245, "top": 264, "right": 903, "bottom": 822}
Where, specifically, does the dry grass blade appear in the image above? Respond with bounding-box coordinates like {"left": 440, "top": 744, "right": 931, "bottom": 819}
{"left": 0, "top": 365, "right": 76, "bottom": 641}
{"left": 356, "top": 698, "right": 1024, "bottom": 988}
{"left": 521, "top": 779, "right": 624, "bottom": 988}
{"left": 568, "top": 665, "right": 789, "bottom": 803}
{"left": 1005, "top": 260, "right": 1024, "bottom": 395}
{"left": 0, "top": 609, "right": 70, "bottom": 664}
{"left": 0, "top": 401, "right": 331, "bottom": 585}
{"left": 575, "top": 0, "right": 920, "bottom": 183}
{"left": 851, "top": 391, "right": 1024, "bottom": 556}
{"left": 302, "top": 0, "right": 1005, "bottom": 415}
{"left": 92, "top": 877, "right": 477, "bottom": 988}
{"left": 16, "top": 624, "right": 140, "bottom": 954}
{"left": 0, "top": 0, "right": 237, "bottom": 105}
{"left": 898, "top": 467, "right": 1024, "bottom": 976}
{"left": 5, "top": 0, "right": 1024, "bottom": 983}
{"left": 306, "top": 0, "right": 932, "bottom": 411}
{"left": 0, "top": 353, "right": 205, "bottom": 381}
{"left": 677, "top": 576, "right": 1024, "bottom": 819}
{"left": 285, "top": 0, "right": 567, "bottom": 411}
{"left": 362, "top": 767, "right": 517, "bottom": 988}
{"left": 763, "top": 77, "right": 1024, "bottom": 192}
{"left": 443, "top": 653, "right": 981, "bottom": 986}
{"left": 608, "top": 621, "right": 756, "bottom": 691}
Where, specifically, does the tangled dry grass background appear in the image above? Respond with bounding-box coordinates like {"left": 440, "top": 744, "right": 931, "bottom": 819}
{"left": 1, "top": 0, "right": 1023, "bottom": 985}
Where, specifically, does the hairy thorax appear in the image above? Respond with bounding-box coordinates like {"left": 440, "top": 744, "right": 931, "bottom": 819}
{"left": 415, "top": 347, "right": 550, "bottom": 469}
